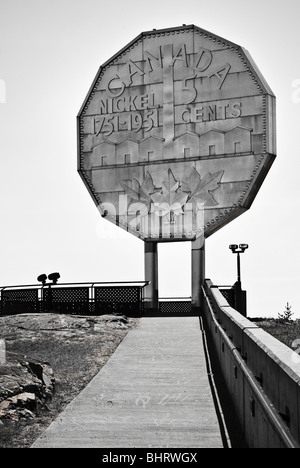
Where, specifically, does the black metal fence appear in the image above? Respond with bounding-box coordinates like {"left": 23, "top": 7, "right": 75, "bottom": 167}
{"left": 219, "top": 287, "right": 236, "bottom": 308}
{"left": 219, "top": 283, "right": 247, "bottom": 317}
{"left": 0, "top": 282, "right": 239, "bottom": 318}
{"left": 0, "top": 282, "right": 149, "bottom": 318}
{"left": 159, "top": 298, "right": 194, "bottom": 316}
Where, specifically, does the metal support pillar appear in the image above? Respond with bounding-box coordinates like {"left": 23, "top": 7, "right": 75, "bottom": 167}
{"left": 191, "top": 237, "right": 205, "bottom": 314}
{"left": 144, "top": 242, "right": 159, "bottom": 314}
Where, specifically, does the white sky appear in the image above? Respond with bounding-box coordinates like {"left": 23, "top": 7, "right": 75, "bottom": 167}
{"left": 0, "top": 0, "right": 299, "bottom": 318}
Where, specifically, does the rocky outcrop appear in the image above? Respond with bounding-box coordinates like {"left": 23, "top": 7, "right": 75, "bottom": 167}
{"left": 0, "top": 352, "right": 55, "bottom": 422}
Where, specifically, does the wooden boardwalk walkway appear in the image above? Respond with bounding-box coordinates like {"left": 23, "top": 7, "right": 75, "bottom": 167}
{"left": 32, "top": 317, "right": 229, "bottom": 448}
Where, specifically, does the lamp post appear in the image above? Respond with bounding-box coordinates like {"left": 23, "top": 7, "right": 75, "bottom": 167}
{"left": 37, "top": 272, "right": 60, "bottom": 312}
{"left": 229, "top": 244, "right": 248, "bottom": 316}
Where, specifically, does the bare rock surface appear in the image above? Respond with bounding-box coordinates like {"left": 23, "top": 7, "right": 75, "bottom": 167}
{"left": 0, "top": 352, "right": 55, "bottom": 423}
{"left": 0, "top": 313, "right": 138, "bottom": 448}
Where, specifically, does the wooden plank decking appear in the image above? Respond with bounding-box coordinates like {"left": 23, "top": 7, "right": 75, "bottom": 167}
{"left": 32, "top": 317, "right": 229, "bottom": 448}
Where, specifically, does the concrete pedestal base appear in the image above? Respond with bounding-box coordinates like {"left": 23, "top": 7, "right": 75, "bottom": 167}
{"left": 143, "top": 239, "right": 205, "bottom": 316}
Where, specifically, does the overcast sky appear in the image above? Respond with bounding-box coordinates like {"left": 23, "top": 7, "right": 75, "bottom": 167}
{"left": 0, "top": 0, "right": 299, "bottom": 318}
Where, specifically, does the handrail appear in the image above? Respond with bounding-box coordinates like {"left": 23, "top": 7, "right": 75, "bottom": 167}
{"left": 0, "top": 281, "right": 150, "bottom": 290}
{"left": 202, "top": 285, "right": 300, "bottom": 449}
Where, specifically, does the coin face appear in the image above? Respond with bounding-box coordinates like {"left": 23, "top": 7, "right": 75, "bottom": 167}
{"left": 78, "top": 25, "right": 276, "bottom": 241}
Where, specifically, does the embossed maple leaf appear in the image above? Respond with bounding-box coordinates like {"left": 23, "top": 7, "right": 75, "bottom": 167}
{"left": 187, "top": 168, "right": 224, "bottom": 206}
{"left": 120, "top": 172, "right": 158, "bottom": 216}
{"left": 150, "top": 169, "right": 190, "bottom": 221}
{"left": 121, "top": 167, "right": 224, "bottom": 223}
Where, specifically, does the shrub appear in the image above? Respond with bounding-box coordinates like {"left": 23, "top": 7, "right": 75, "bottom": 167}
{"left": 277, "top": 302, "right": 294, "bottom": 323}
